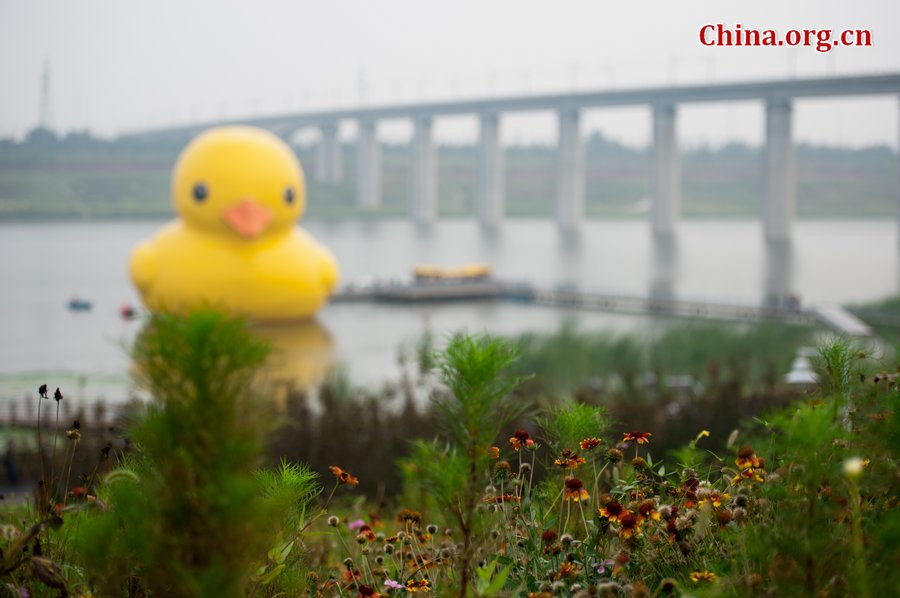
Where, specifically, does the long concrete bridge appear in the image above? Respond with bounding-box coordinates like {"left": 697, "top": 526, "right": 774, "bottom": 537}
{"left": 129, "top": 73, "right": 900, "bottom": 240}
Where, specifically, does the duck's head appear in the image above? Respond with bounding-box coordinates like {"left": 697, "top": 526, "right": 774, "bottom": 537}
{"left": 172, "top": 126, "right": 305, "bottom": 240}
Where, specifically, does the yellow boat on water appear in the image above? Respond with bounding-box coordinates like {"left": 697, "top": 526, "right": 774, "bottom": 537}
{"left": 413, "top": 264, "right": 491, "bottom": 281}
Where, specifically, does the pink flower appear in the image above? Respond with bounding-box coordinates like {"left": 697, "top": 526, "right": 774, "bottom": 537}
{"left": 384, "top": 579, "right": 405, "bottom": 590}
{"left": 348, "top": 519, "right": 366, "bottom": 531}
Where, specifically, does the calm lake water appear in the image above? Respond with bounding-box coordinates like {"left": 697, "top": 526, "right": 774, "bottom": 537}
{"left": 0, "top": 218, "right": 897, "bottom": 401}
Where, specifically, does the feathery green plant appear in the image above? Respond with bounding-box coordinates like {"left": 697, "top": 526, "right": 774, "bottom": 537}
{"left": 72, "top": 310, "right": 277, "bottom": 598}
{"left": 422, "top": 333, "right": 529, "bottom": 596}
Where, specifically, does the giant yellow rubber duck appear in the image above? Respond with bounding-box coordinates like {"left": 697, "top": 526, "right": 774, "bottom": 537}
{"left": 129, "top": 126, "right": 339, "bottom": 320}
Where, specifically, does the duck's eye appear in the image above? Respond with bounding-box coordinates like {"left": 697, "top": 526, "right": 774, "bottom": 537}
{"left": 193, "top": 182, "right": 209, "bottom": 203}
{"left": 284, "top": 186, "right": 295, "bottom": 205}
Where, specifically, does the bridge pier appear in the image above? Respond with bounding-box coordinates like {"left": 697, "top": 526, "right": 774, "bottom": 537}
{"left": 651, "top": 103, "right": 680, "bottom": 237}
{"left": 315, "top": 123, "right": 342, "bottom": 183}
{"left": 764, "top": 99, "right": 795, "bottom": 242}
{"left": 356, "top": 118, "right": 380, "bottom": 209}
{"left": 410, "top": 115, "right": 437, "bottom": 224}
{"left": 477, "top": 111, "right": 505, "bottom": 227}
{"left": 555, "top": 107, "right": 584, "bottom": 230}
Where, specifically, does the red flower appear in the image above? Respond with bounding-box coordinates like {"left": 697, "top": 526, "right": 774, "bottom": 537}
{"left": 735, "top": 446, "right": 760, "bottom": 469}
{"left": 329, "top": 465, "right": 359, "bottom": 486}
{"left": 483, "top": 493, "right": 519, "bottom": 504}
{"left": 598, "top": 500, "right": 625, "bottom": 522}
{"left": 637, "top": 500, "right": 660, "bottom": 523}
{"left": 579, "top": 437, "right": 603, "bottom": 451}
{"left": 564, "top": 478, "right": 590, "bottom": 502}
{"left": 554, "top": 449, "right": 587, "bottom": 469}
{"left": 618, "top": 511, "right": 642, "bottom": 538}
{"left": 509, "top": 429, "right": 535, "bottom": 451}
{"left": 405, "top": 578, "right": 432, "bottom": 592}
{"left": 622, "top": 431, "right": 652, "bottom": 445}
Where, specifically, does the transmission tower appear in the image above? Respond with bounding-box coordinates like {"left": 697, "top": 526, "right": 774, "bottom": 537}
{"left": 39, "top": 59, "right": 52, "bottom": 130}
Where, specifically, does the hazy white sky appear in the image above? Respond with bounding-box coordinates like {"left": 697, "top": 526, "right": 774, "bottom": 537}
{"left": 1, "top": 0, "right": 898, "bottom": 148}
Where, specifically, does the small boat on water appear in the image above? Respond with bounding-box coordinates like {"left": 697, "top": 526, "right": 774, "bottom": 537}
{"left": 413, "top": 263, "right": 492, "bottom": 281}
{"left": 67, "top": 296, "right": 93, "bottom": 312}
{"left": 119, "top": 303, "right": 138, "bottom": 320}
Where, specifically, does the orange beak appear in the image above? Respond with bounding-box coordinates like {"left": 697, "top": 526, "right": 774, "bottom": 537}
{"left": 223, "top": 199, "right": 273, "bottom": 239}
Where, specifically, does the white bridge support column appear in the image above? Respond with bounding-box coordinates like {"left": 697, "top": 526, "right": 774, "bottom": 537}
{"left": 651, "top": 103, "right": 680, "bottom": 237}
{"left": 315, "top": 123, "right": 342, "bottom": 183}
{"left": 477, "top": 111, "right": 505, "bottom": 227}
{"left": 410, "top": 115, "right": 437, "bottom": 224}
{"left": 555, "top": 107, "right": 584, "bottom": 230}
{"left": 764, "top": 99, "right": 795, "bottom": 242}
{"left": 356, "top": 118, "right": 381, "bottom": 209}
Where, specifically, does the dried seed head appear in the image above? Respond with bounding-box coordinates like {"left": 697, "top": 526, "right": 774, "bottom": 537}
{"left": 426, "top": 524, "right": 438, "bottom": 535}
{"left": 560, "top": 533, "right": 574, "bottom": 546}
{"left": 675, "top": 516, "right": 692, "bottom": 531}
{"left": 658, "top": 578, "right": 678, "bottom": 595}
{"left": 384, "top": 544, "right": 394, "bottom": 555}
{"left": 597, "top": 582, "right": 622, "bottom": 596}
{"left": 732, "top": 507, "right": 747, "bottom": 522}
{"left": 343, "top": 557, "right": 353, "bottom": 568}
{"left": 374, "top": 555, "right": 385, "bottom": 565}
{"left": 716, "top": 509, "right": 733, "bottom": 526}
{"left": 327, "top": 516, "right": 340, "bottom": 527}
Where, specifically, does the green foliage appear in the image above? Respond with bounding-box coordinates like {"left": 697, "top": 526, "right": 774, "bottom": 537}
{"left": 71, "top": 310, "right": 278, "bottom": 597}
{"left": 733, "top": 340, "right": 900, "bottom": 596}
{"left": 512, "top": 320, "right": 814, "bottom": 395}
{"left": 433, "top": 333, "right": 530, "bottom": 456}
{"left": 427, "top": 333, "right": 529, "bottom": 596}
{"left": 257, "top": 459, "right": 320, "bottom": 531}
{"left": 537, "top": 400, "right": 609, "bottom": 454}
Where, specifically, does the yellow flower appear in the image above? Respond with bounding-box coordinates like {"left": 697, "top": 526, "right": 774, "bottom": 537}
{"left": 690, "top": 570, "right": 717, "bottom": 583}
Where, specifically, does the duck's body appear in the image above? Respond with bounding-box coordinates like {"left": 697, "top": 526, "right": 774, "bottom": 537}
{"left": 131, "top": 220, "right": 337, "bottom": 319}
{"left": 129, "top": 126, "right": 339, "bottom": 320}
